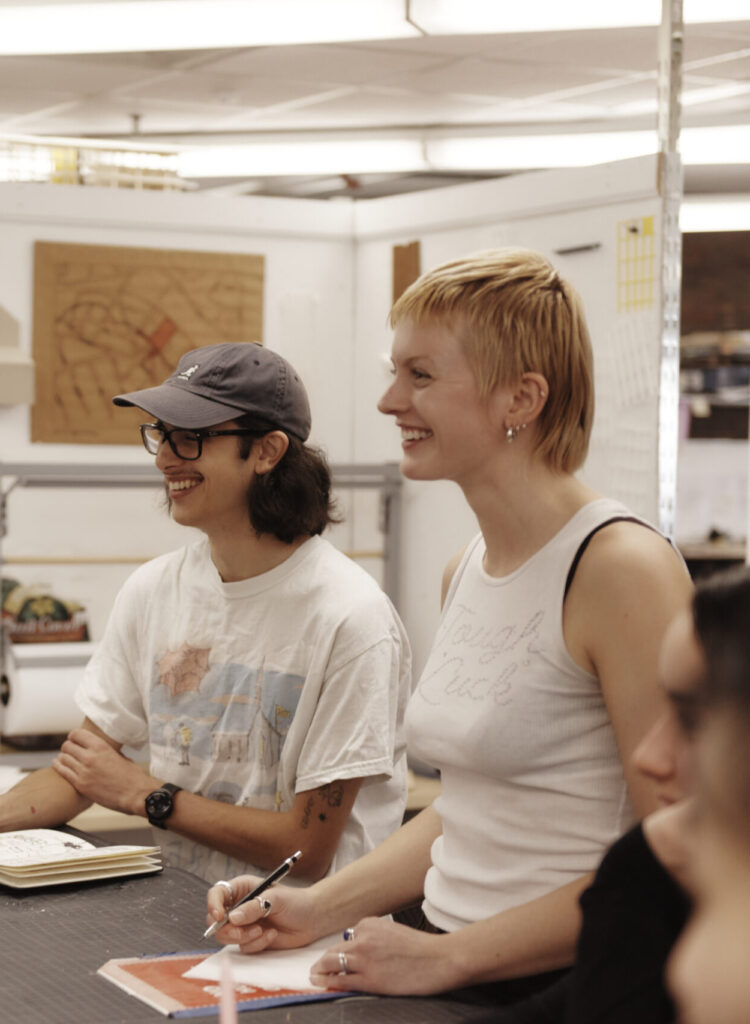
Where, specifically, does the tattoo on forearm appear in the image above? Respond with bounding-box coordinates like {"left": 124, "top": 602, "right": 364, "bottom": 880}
{"left": 300, "top": 795, "right": 314, "bottom": 829}
{"left": 320, "top": 783, "right": 344, "bottom": 807}
{"left": 299, "top": 783, "right": 345, "bottom": 828}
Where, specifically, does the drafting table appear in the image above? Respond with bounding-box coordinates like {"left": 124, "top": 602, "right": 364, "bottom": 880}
{"left": 1, "top": 828, "right": 476, "bottom": 1024}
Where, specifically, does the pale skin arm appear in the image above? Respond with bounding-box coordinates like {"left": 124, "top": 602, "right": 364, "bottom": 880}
{"left": 205, "top": 803, "right": 443, "bottom": 949}
{"left": 47, "top": 723, "right": 363, "bottom": 881}
{"left": 207, "top": 804, "right": 589, "bottom": 993}
{"left": 563, "top": 521, "right": 694, "bottom": 818}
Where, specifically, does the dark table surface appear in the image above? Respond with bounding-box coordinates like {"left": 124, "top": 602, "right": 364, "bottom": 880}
{"left": 1, "top": 830, "right": 480, "bottom": 1024}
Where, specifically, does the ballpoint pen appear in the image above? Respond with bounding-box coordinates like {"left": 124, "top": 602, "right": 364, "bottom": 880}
{"left": 202, "top": 850, "right": 302, "bottom": 940}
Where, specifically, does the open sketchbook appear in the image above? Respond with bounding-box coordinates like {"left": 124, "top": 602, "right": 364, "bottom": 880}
{"left": 99, "top": 937, "right": 355, "bottom": 1017}
{"left": 0, "top": 828, "right": 161, "bottom": 888}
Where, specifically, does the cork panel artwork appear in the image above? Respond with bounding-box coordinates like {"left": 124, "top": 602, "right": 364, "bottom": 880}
{"left": 32, "top": 242, "right": 265, "bottom": 444}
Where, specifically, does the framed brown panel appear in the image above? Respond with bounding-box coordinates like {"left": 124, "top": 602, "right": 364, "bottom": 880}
{"left": 32, "top": 242, "right": 264, "bottom": 445}
{"left": 392, "top": 241, "right": 421, "bottom": 305}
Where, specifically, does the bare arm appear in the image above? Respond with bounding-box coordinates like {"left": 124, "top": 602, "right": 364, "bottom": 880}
{"left": 214, "top": 803, "right": 589, "bottom": 993}
{"left": 207, "top": 803, "right": 443, "bottom": 948}
{"left": 51, "top": 726, "right": 366, "bottom": 881}
{"left": 157, "top": 777, "right": 364, "bottom": 882}
{"left": 0, "top": 765, "right": 92, "bottom": 831}
{"left": 563, "top": 522, "right": 693, "bottom": 817}
{"left": 0, "top": 717, "right": 115, "bottom": 831}
{"left": 311, "top": 869, "right": 592, "bottom": 994}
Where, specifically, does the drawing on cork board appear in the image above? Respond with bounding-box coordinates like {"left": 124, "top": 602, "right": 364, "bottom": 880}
{"left": 32, "top": 241, "right": 264, "bottom": 444}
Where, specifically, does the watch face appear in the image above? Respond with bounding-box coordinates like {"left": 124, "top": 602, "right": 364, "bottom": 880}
{"left": 146, "top": 790, "right": 172, "bottom": 819}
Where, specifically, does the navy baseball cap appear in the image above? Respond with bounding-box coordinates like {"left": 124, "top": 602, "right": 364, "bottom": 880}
{"left": 113, "top": 342, "right": 311, "bottom": 441}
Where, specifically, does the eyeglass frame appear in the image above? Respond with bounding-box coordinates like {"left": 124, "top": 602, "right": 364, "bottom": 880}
{"left": 139, "top": 422, "right": 265, "bottom": 460}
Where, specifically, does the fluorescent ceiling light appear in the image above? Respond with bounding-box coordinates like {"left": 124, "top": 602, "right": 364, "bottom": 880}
{"left": 179, "top": 139, "right": 428, "bottom": 178}
{"left": 433, "top": 125, "right": 750, "bottom": 170}
{"left": 177, "top": 124, "right": 750, "bottom": 179}
{"left": 409, "top": 0, "right": 750, "bottom": 33}
{"left": 680, "top": 125, "right": 750, "bottom": 164}
{"left": 0, "top": 0, "right": 417, "bottom": 56}
{"left": 427, "top": 132, "right": 657, "bottom": 170}
{"left": 1, "top": 0, "right": 748, "bottom": 56}
{"left": 180, "top": 130, "right": 654, "bottom": 180}
{"left": 432, "top": 126, "right": 750, "bottom": 170}
{"left": 681, "top": 197, "right": 750, "bottom": 231}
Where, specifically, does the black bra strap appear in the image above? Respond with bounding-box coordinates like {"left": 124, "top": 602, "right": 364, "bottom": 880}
{"left": 563, "top": 515, "right": 660, "bottom": 599}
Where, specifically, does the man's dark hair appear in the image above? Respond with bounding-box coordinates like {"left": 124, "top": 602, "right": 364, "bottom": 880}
{"left": 236, "top": 414, "right": 341, "bottom": 544}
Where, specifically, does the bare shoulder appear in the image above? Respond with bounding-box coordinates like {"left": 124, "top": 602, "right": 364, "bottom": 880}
{"left": 441, "top": 545, "right": 469, "bottom": 609}
{"left": 564, "top": 518, "right": 693, "bottom": 677}
{"left": 572, "top": 519, "right": 691, "bottom": 600}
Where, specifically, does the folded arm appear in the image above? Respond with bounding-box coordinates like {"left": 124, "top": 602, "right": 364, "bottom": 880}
{"left": 49, "top": 723, "right": 364, "bottom": 881}
{"left": 0, "top": 717, "right": 114, "bottom": 831}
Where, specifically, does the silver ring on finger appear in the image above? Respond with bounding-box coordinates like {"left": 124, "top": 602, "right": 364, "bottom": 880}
{"left": 338, "top": 951, "right": 349, "bottom": 974}
{"left": 343, "top": 927, "right": 355, "bottom": 941}
{"left": 256, "top": 896, "right": 272, "bottom": 918}
{"left": 215, "top": 879, "right": 234, "bottom": 900}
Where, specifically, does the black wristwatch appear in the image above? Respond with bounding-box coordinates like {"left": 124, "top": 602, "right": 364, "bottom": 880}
{"left": 144, "top": 783, "right": 182, "bottom": 829}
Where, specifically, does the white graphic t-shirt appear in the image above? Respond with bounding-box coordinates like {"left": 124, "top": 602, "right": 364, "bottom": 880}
{"left": 77, "top": 535, "right": 411, "bottom": 883}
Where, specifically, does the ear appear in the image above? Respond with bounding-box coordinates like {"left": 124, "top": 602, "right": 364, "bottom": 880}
{"left": 506, "top": 372, "right": 548, "bottom": 426}
{"left": 253, "top": 430, "right": 290, "bottom": 474}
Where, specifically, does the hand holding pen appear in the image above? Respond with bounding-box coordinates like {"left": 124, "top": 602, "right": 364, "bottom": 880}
{"left": 203, "top": 850, "right": 302, "bottom": 940}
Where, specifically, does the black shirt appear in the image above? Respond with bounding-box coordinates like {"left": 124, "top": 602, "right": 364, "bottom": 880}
{"left": 466, "top": 823, "right": 690, "bottom": 1024}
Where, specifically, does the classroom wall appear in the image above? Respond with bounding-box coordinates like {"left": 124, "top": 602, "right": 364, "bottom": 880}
{"left": 0, "top": 155, "right": 664, "bottom": 678}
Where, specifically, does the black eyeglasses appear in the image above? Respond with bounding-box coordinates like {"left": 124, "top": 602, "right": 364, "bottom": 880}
{"left": 139, "top": 423, "right": 259, "bottom": 461}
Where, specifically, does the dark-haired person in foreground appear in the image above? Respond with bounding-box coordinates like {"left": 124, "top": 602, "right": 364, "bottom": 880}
{"left": 668, "top": 566, "right": 750, "bottom": 1024}
{"left": 0, "top": 342, "right": 411, "bottom": 886}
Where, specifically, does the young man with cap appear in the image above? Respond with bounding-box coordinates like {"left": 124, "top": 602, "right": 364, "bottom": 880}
{"left": 0, "top": 342, "right": 412, "bottom": 886}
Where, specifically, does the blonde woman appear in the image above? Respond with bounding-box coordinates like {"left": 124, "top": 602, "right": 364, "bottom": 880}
{"left": 206, "top": 249, "right": 691, "bottom": 1006}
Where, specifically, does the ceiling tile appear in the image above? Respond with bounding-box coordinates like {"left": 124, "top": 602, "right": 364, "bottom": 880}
{"left": 204, "top": 42, "right": 448, "bottom": 83}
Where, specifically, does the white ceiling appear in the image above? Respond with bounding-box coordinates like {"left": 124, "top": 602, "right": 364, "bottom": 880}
{"left": 1, "top": 14, "right": 749, "bottom": 199}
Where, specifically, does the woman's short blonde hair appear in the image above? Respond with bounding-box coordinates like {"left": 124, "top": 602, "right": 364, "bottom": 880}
{"left": 390, "top": 247, "right": 594, "bottom": 473}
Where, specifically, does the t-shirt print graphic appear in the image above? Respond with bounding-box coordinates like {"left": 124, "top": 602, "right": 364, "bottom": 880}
{"left": 157, "top": 643, "right": 211, "bottom": 696}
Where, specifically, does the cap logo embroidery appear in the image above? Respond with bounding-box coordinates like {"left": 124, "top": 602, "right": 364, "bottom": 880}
{"left": 177, "top": 364, "right": 200, "bottom": 382}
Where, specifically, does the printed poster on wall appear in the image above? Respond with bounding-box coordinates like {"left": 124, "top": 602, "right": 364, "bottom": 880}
{"left": 31, "top": 241, "right": 265, "bottom": 445}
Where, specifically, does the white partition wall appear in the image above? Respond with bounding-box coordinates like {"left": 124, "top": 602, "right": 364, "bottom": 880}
{"left": 0, "top": 155, "right": 663, "bottom": 674}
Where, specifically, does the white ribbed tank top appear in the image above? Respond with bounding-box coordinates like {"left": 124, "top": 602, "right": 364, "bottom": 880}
{"left": 407, "top": 498, "right": 653, "bottom": 931}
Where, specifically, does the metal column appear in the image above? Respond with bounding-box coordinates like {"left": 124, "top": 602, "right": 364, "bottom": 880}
{"left": 657, "top": 0, "right": 684, "bottom": 538}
